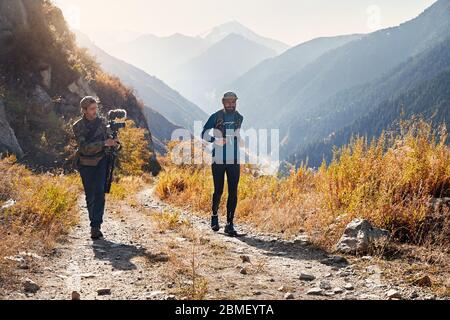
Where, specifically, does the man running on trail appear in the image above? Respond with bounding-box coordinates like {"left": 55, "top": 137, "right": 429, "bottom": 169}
{"left": 201, "top": 92, "right": 244, "bottom": 237}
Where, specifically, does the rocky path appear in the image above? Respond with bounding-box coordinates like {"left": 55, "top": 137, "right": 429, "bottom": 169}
{"left": 2, "top": 183, "right": 435, "bottom": 300}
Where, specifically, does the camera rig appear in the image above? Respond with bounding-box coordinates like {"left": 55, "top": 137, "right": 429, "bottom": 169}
{"left": 105, "top": 109, "right": 127, "bottom": 194}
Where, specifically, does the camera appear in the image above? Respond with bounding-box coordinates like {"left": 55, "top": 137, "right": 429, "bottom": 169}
{"left": 104, "top": 109, "right": 127, "bottom": 194}
{"left": 107, "top": 109, "right": 127, "bottom": 138}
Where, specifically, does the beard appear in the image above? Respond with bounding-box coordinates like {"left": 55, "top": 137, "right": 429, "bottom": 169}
{"left": 224, "top": 106, "right": 236, "bottom": 113}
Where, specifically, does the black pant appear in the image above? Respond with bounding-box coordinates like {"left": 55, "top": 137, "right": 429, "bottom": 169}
{"left": 212, "top": 163, "right": 240, "bottom": 223}
{"left": 79, "top": 156, "right": 107, "bottom": 229}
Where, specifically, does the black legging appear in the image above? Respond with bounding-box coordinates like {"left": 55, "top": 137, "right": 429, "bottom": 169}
{"left": 212, "top": 163, "right": 240, "bottom": 223}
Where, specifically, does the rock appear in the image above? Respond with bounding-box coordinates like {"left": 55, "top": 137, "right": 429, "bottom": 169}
{"left": 344, "top": 283, "right": 354, "bottom": 291}
{"left": 284, "top": 292, "right": 294, "bottom": 300}
{"left": 386, "top": 289, "right": 402, "bottom": 300}
{"left": 333, "top": 287, "right": 344, "bottom": 294}
{"left": 0, "top": 0, "right": 29, "bottom": 56}
{"left": 306, "top": 288, "right": 324, "bottom": 296}
{"left": 319, "top": 281, "right": 332, "bottom": 290}
{"left": 31, "top": 85, "right": 54, "bottom": 113}
{"left": 0, "top": 99, "right": 24, "bottom": 158}
{"left": 97, "top": 288, "right": 111, "bottom": 296}
{"left": 23, "top": 279, "right": 40, "bottom": 293}
{"left": 39, "top": 63, "right": 52, "bottom": 89}
{"left": 336, "top": 219, "right": 390, "bottom": 254}
{"left": 240, "top": 267, "right": 248, "bottom": 275}
{"left": 299, "top": 273, "right": 316, "bottom": 281}
{"left": 80, "top": 273, "right": 96, "bottom": 279}
{"left": 68, "top": 77, "right": 96, "bottom": 98}
{"left": 146, "top": 291, "right": 165, "bottom": 300}
{"left": 413, "top": 275, "right": 432, "bottom": 287}
{"left": 71, "top": 291, "right": 81, "bottom": 300}
{"left": 165, "top": 295, "right": 177, "bottom": 300}
{"left": 253, "top": 291, "right": 262, "bottom": 296}
{"left": 240, "top": 255, "right": 251, "bottom": 263}
{"left": 321, "top": 255, "right": 349, "bottom": 266}
{"left": 293, "top": 235, "right": 310, "bottom": 244}
{"left": 277, "top": 286, "right": 286, "bottom": 292}
{"left": 428, "top": 198, "right": 450, "bottom": 211}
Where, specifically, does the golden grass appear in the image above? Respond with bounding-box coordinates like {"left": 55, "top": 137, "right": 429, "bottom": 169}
{"left": 151, "top": 210, "right": 190, "bottom": 233}
{"left": 0, "top": 156, "right": 81, "bottom": 287}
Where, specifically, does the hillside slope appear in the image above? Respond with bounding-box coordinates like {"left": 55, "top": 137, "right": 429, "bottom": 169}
{"left": 75, "top": 31, "right": 204, "bottom": 132}
{"left": 168, "top": 33, "right": 277, "bottom": 112}
{"left": 0, "top": 0, "right": 162, "bottom": 171}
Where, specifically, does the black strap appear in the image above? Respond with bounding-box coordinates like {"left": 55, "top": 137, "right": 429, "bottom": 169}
{"left": 215, "top": 110, "right": 242, "bottom": 136}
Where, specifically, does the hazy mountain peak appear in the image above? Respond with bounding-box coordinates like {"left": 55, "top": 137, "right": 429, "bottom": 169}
{"left": 199, "top": 20, "right": 249, "bottom": 40}
{"left": 199, "top": 20, "right": 290, "bottom": 54}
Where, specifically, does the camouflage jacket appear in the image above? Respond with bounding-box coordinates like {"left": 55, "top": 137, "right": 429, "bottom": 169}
{"left": 72, "top": 116, "right": 111, "bottom": 158}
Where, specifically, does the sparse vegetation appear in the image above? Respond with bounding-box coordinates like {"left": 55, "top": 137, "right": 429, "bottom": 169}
{"left": 0, "top": 156, "right": 81, "bottom": 287}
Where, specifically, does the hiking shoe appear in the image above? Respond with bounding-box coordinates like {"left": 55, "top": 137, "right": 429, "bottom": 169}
{"left": 211, "top": 215, "right": 220, "bottom": 232}
{"left": 91, "top": 227, "right": 103, "bottom": 240}
{"left": 224, "top": 223, "right": 238, "bottom": 237}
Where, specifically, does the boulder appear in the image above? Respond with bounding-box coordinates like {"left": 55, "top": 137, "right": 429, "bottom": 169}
{"left": 31, "top": 85, "right": 53, "bottom": 112}
{"left": 39, "top": 63, "right": 52, "bottom": 89}
{"left": 68, "top": 77, "right": 97, "bottom": 98}
{"left": 0, "top": 0, "right": 29, "bottom": 57}
{"left": 0, "top": 99, "right": 24, "bottom": 158}
{"left": 336, "top": 219, "right": 390, "bottom": 254}
{"left": 23, "top": 279, "right": 40, "bottom": 293}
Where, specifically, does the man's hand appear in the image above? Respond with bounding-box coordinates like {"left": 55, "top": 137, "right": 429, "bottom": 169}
{"left": 214, "top": 138, "right": 227, "bottom": 146}
{"left": 105, "top": 138, "right": 119, "bottom": 147}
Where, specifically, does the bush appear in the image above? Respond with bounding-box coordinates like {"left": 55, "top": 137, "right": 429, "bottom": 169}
{"left": 117, "top": 120, "right": 152, "bottom": 176}
{"left": 0, "top": 156, "right": 80, "bottom": 243}
{"left": 316, "top": 118, "right": 449, "bottom": 244}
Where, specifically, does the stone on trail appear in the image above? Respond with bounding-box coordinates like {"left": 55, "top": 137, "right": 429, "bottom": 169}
{"left": 336, "top": 219, "right": 390, "bottom": 254}
{"left": 386, "top": 289, "right": 402, "bottom": 300}
{"left": 306, "top": 288, "right": 324, "bottom": 296}
{"left": 284, "top": 292, "right": 295, "bottom": 300}
{"left": 71, "top": 291, "right": 81, "bottom": 300}
{"left": 320, "top": 255, "right": 349, "bottom": 267}
{"left": 299, "top": 273, "right": 316, "bottom": 281}
{"left": 97, "top": 288, "right": 111, "bottom": 296}
{"left": 333, "top": 287, "right": 344, "bottom": 294}
{"left": 344, "top": 283, "right": 354, "bottom": 291}
{"left": 23, "top": 279, "right": 40, "bottom": 293}
{"left": 240, "top": 255, "right": 251, "bottom": 263}
{"left": 413, "top": 275, "right": 432, "bottom": 287}
{"left": 319, "top": 281, "right": 332, "bottom": 290}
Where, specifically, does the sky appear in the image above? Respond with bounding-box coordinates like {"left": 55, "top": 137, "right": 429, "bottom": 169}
{"left": 54, "top": 0, "right": 437, "bottom": 46}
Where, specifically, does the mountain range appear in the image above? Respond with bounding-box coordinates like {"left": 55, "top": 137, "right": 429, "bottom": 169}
{"left": 101, "top": 21, "right": 290, "bottom": 112}
{"left": 230, "top": 0, "right": 450, "bottom": 165}
{"left": 75, "top": 31, "right": 207, "bottom": 133}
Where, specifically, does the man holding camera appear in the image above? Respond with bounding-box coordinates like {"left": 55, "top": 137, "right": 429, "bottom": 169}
{"left": 72, "top": 96, "right": 119, "bottom": 240}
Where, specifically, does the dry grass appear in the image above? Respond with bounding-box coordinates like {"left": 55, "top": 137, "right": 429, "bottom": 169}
{"left": 161, "top": 226, "right": 209, "bottom": 300}
{"left": 151, "top": 210, "right": 190, "bottom": 233}
{"left": 0, "top": 156, "right": 81, "bottom": 289}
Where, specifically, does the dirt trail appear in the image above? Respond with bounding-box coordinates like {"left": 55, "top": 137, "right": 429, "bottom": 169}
{"left": 2, "top": 182, "right": 435, "bottom": 300}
